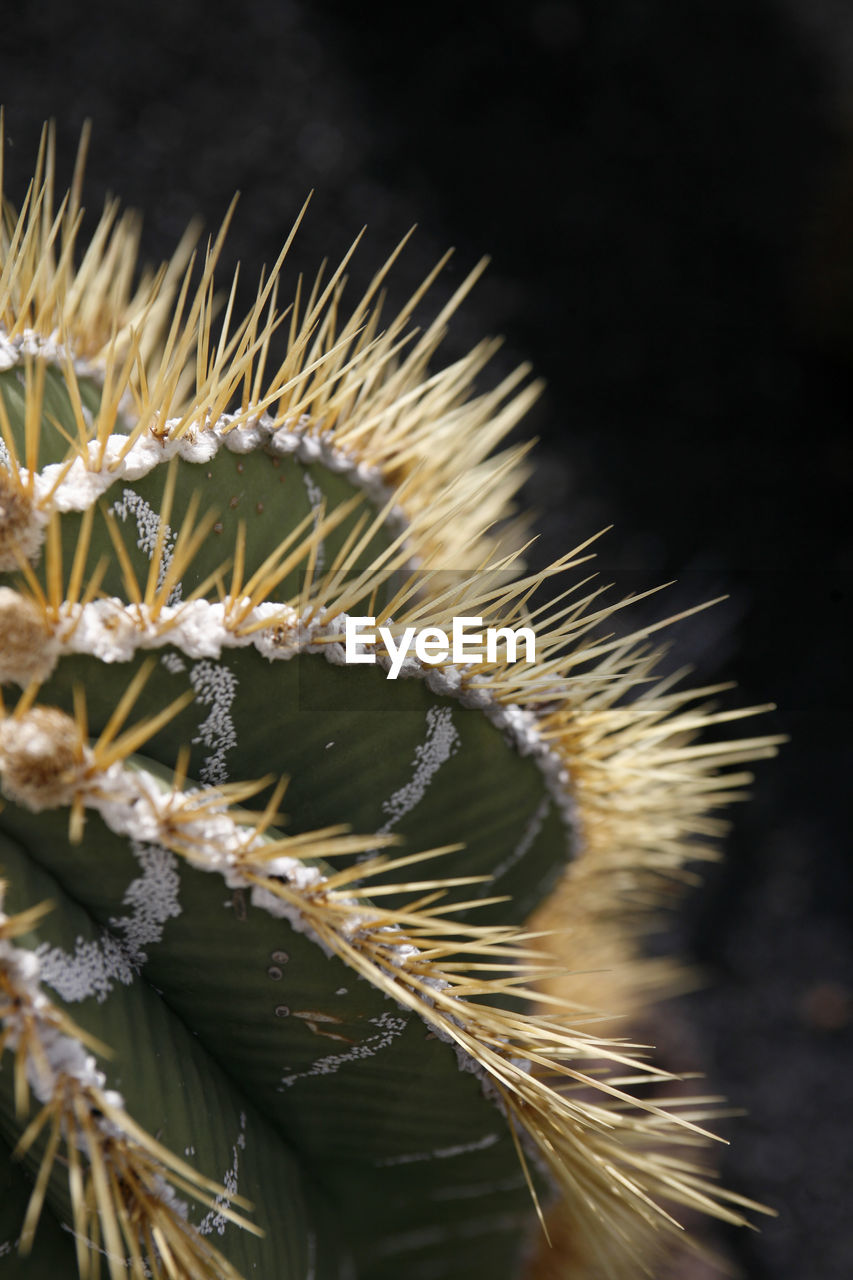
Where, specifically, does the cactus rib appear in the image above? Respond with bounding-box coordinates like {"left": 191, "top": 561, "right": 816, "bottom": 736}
{"left": 0, "top": 120, "right": 783, "bottom": 1280}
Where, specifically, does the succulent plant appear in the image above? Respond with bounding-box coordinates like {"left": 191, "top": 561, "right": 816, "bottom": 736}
{"left": 0, "top": 121, "right": 781, "bottom": 1279}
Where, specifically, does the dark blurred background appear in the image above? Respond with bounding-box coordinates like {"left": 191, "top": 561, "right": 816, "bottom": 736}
{"left": 1, "top": 2, "right": 851, "bottom": 1276}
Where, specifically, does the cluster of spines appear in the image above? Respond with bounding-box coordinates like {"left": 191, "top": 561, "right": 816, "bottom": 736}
{"left": 1, "top": 114, "right": 538, "bottom": 574}
{"left": 0, "top": 121, "right": 785, "bottom": 1279}
{"left": 0, "top": 886, "right": 258, "bottom": 1280}
{"left": 0, "top": 669, "right": 774, "bottom": 1278}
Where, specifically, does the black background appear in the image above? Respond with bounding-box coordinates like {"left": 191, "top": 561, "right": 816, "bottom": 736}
{"left": 2, "top": 2, "right": 851, "bottom": 1276}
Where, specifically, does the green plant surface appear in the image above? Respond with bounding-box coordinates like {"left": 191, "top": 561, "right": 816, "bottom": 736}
{"left": 0, "top": 125, "right": 782, "bottom": 1280}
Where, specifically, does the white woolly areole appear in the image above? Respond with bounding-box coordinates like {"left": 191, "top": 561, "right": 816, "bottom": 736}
{"left": 32, "top": 599, "right": 577, "bottom": 835}
{"left": 0, "top": 511, "right": 44, "bottom": 571}
{"left": 17, "top": 414, "right": 406, "bottom": 539}
{"left": 0, "top": 328, "right": 105, "bottom": 380}
{"left": 0, "top": 327, "right": 137, "bottom": 477}
{"left": 0, "top": 919, "right": 119, "bottom": 1106}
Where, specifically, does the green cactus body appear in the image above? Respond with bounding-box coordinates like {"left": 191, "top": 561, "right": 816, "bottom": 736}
{"left": 0, "top": 126, "right": 781, "bottom": 1280}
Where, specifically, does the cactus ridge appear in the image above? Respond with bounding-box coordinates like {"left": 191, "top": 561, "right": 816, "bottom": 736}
{"left": 0, "top": 121, "right": 784, "bottom": 1279}
{"left": 0, "top": 886, "right": 259, "bottom": 1280}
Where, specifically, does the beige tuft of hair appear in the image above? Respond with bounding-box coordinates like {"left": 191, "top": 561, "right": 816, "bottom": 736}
{"left": 0, "top": 704, "right": 81, "bottom": 810}
{"left": 0, "top": 587, "right": 58, "bottom": 683}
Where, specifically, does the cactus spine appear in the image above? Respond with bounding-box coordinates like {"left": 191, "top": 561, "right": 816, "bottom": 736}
{"left": 0, "top": 122, "right": 780, "bottom": 1279}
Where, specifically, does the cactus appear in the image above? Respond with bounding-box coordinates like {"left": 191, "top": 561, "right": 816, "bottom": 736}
{"left": 0, "top": 122, "right": 781, "bottom": 1280}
